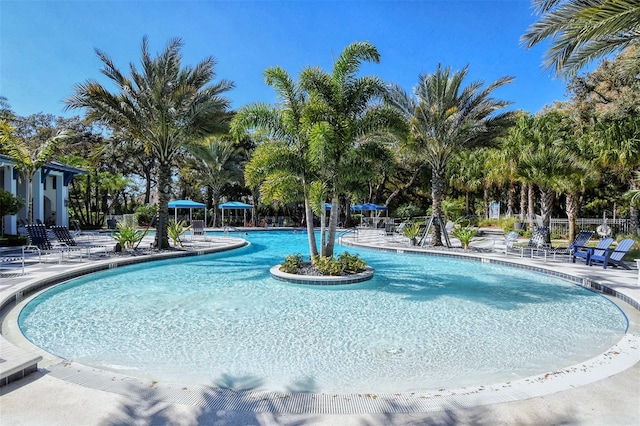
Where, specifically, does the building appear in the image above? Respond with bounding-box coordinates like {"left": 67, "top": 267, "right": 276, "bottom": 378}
{"left": 0, "top": 154, "right": 85, "bottom": 234}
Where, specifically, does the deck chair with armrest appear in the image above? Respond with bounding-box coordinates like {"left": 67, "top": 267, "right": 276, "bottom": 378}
{"left": 588, "top": 238, "right": 634, "bottom": 269}
{"left": 547, "top": 230, "right": 595, "bottom": 260}
{"left": 572, "top": 237, "right": 613, "bottom": 265}
{"left": 51, "top": 225, "right": 108, "bottom": 257}
{"left": 24, "top": 224, "right": 84, "bottom": 263}
{"left": 190, "top": 220, "right": 208, "bottom": 241}
{"left": 495, "top": 231, "right": 520, "bottom": 254}
{"left": 519, "top": 226, "right": 551, "bottom": 259}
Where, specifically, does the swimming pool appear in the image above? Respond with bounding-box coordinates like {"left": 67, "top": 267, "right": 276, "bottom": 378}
{"left": 18, "top": 231, "right": 628, "bottom": 394}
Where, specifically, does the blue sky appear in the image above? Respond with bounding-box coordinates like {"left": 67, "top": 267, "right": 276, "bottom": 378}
{"left": 1, "top": 1, "right": 568, "bottom": 119}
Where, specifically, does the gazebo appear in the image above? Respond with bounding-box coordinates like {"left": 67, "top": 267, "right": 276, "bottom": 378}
{"left": 351, "top": 203, "right": 388, "bottom": 226}
{"left": 168, "top": 200, "right": 207, "bottom": 225}
{"left": 219, "top": 201, "right": 253, "bottom": 226}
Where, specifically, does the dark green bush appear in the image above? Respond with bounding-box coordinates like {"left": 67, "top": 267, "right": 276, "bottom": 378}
{"left": 0, "top": 235, "right": 27, "bottom": 247}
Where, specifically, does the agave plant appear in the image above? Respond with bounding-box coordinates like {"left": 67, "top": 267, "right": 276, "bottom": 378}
{"left": 112, "top": 222, "right": 145, "bottom": 249}
{"left": 167, "top": 220, "right": 191, "bottom": 248}
{"left": 401, "top": 222, "right": 423, "bottom": 246}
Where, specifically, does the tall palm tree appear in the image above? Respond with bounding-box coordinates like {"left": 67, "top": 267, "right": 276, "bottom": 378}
{"left": 388, "top": 64, "right": 515, "bottom": 245}
{"left": 188, "top": 136, "right": 245, "bottom": 227}
{"left": 522, "top": 0, "right": 640, "bottom": 76}
{"left": 232, "top": 65, "right": 321, "bottom": 257}
{"left": 65, "top": 37, "right": 233, "bottom": 248}
{"left": 300, "top": 41, "right": 406, "bottom": 256}
{"left": 0, "top": 120, "right": 68, "bottom": 224}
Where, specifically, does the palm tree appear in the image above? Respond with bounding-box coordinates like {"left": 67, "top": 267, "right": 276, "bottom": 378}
{"left": 232, "top": 65, "right": 322, "bottom": 257}
{"left": 522, "top": 0, "right": 640, "bottom": 76}
{"left": 591, "top": 116, "right": 640, "bottom": 235}
{"left": 0, "top": 120, "right": 68, "bottom": 224}
{"left": 387, "top": 64, "right": 515, "bottom": 245}
{"left": 187, "top": 136, "right": 245, "bottom": 227}
{"left": 65, "top": 37, "right": 233, "bottom": 248}
{"left": 299, "top": 41, "right": 406, "bottom": 256}
{"left": 449, "top": 150, "right": 484, "bottom": 216}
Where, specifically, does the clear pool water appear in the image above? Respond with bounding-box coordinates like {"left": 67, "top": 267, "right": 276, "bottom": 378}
{"left": 19, "top": 231, "right": 627, "bottom": 393}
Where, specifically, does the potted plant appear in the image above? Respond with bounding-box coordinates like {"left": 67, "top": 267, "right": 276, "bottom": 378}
{"left": 402, "top": 222, "right": 423, "bottom": 246}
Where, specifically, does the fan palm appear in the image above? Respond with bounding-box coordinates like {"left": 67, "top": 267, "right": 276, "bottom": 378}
{"left": 387, "top": 64, "right": 514, "bottom": 245}
{"left": 522, "top": 0, "right": 640, "bottom": 77}
{"left": 65, "top": 37, "right": 233, "bottom": 248}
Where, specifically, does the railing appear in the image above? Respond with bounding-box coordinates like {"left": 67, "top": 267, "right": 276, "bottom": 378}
{"left": 223, "top": 226, "right": 240, "bottom": 236}
{"left": 338, "top": 227, "right": 358, "bottom": 244}
{"left": 549, "top": 218, "right": 631, "bottom": 237}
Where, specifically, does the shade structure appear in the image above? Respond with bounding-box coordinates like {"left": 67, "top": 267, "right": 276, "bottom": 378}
{"left": 350, "top": 203, "right": 388, "bottom": 211}
{"left": 219, "top": 201, "right": 254, "bottom": 226}
{"left": 219, "top": 201, "right": 253, "bottom": 209}
{"left": 168, "top": 200, "right": 207, "bottom": 225}
{"left": 351, "top": 203, "right": 388, "bottom": 226}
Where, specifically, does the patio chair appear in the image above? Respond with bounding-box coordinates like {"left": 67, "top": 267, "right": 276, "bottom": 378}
{"left": 190, "top": 220, "right": 207, "bottom": 241}
{"left": 519, "top": 226, "right": 551, "bottom": 259}
{"left": 24, "top": 224, "right": 83, "bottom": 263}
{"left": 588, "top": 238, "right": 634, "bottom": 269}
{"left": 50, "top": 225, "right": 109, "bottom": 257}
{"left": 572, "top": 237, "right": 613, "bottom": 265}
{"left": 495, "top": 231, "right": 520, "bottom": 254}
{"left": 547, "top": 230, "right": 595, "bottom": 260}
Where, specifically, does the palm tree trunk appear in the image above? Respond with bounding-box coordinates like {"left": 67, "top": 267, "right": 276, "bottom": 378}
{"left": 324, "top": 196, "right": 340, "bottom": 257}
{"left": 154, "top": 161, "right": 171, "bottom": 249}
{"left": 540, "top": 186, "right": 554, "bottom": 227}
{"left": 304, "top": 198, "right": 318, "bottom": 257}
{"left": 527, "top": 184, "right": 535, "bottom": 229}
{"left": 519, "top": 183, "right": 527, "bottom": 221}
{"left": 483, "top": 186, "right": 490, "bottom": 219}
{"left": 565, "top": 192, "right": 580, "bottom": 242}
{"left": 507, "top": 180, "right": 516, "bottom": 217}
{"left": 465, "top": 191, "right": 470, "bottom": 216}
{"left": 630, "top": 179, "right": 639, "bottom": 236}
{"left": 430, "top": 167, "right": 446, "bottom": 246}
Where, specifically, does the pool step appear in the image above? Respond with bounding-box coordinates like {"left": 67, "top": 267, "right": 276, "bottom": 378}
{"left": 0, "top": 335, "right": 42, "bottom": 386}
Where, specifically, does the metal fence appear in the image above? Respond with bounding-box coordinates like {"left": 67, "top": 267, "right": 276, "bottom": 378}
{"left": 549, "top": 218, "right": 632, "bottom": 237}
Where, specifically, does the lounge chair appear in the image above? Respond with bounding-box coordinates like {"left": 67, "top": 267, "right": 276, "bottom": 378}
{"left": 190, "top": 220, "right": 207, "bottom": 241}
{"left": 50, "top": 225, "right": 108, "bottom": 257}
{"left": 495, "top": 231, "right": 520, "bottom": 254}
{"left": 547, "top": 230, "right": 595, "bottom": 259}
{"left": 588, "top": 238, "right": 634, "bottom": 269}
{"left": 572, "top": 237, "right": 613, "bottom": 265}
{"left": 24, "top": 224, "right": 83, "bottom": 263}
{"left": 519, "top": 226, "right": 551, "bottom": 259}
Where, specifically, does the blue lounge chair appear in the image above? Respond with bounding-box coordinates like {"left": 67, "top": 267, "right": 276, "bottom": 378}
{"left": 588, "top": 238, "right": 634, "bottom": 269}
{"left": 572, "top": 237, "right": 613, "bottom": 265}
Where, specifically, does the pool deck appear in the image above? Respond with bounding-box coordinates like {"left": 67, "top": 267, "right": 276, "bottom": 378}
{"left": 1, "top": 228, "right": 639, "bottom": 425}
